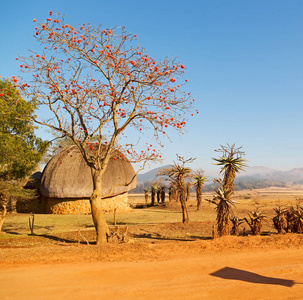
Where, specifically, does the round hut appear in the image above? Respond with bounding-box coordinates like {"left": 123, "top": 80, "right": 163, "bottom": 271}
{"left": 39, "top": 146, "right": 137, "bottom": 214}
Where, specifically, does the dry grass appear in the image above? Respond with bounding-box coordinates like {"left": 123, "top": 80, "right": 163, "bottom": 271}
{"left": 1, "top": 187, "right": 303, "bottom": 266}
{"left": 1, "top": 186, "right": 303, "bottom": 240}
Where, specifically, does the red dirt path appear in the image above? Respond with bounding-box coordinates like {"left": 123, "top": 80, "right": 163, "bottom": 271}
{"left": 1, "top": 233, "right": 303, "bottom": 299}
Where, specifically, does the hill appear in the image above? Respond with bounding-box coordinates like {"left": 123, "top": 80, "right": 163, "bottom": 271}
{"left": 132, "top": 165, "right": 303, "bottom": 192}
{"left": 136, "top": 165, "right": 170, "bottom": 183}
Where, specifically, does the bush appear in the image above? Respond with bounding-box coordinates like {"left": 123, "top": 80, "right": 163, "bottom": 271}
{"left": 0, "top": 180, "right": 38, "bottom": 213}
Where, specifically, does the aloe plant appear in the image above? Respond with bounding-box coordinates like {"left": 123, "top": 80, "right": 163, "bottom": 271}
{"left": 244, "top": 208, "right": 268, "bottom": 235}
{"left": 143, "top": 188, "right": 149, "bottom": 205}
{"left": 213, "top": 144, "right": 247, "bottom": 194}
{"left": 158, "top": 155, "right": 194, "bottom": 223}
{"left": 192, "top": 169, "right": 207, "bottom": 210}
{"left": 292, "top": 205, "right": 303, "bottom": 233}
{"left": 285, "top": 205, "right": 303, "bottom": 233}
{"left": 230, "top": 216, "right": 244, "bottom": 236}
{"left": 208, "top": 180, "right": 235, "bottom": 236}
{"left": 273, "top": 206, "right": 288, "bottom": 234}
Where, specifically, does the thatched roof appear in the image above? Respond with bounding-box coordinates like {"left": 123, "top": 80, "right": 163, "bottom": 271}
{"left": 24, "top": 171, "right": 42, "bottom": 189}
{"left": 40, "top": 145, "right": 137, "bottom": 199}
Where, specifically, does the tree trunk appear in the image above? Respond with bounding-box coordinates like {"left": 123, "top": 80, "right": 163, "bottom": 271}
{"left": 157, "top": 189, "right": 160, "bottom": 203}
{"left": 223, "top": 167, "right": 236, "bottom": 194}
{"left": 0, "top": 204, "right": 7, "bottom": 232}
{"left": 161, "top": 187, "right": 165, "bottom": 203}
{"left": 196, "top": 186, "right": 202, "bottom": 211}
{"left": 196, "top": 182, "right": 203, "bottom": 211}
{"left": 186, "top": 182, "right": 190, "bottom": 201}
{"left": 169, "top": 184, "right": 176, "bottom": 202}
{"left": 178, "top": 174, "right": 189, "bottom": 223}
{"left": 91, "top": 170, "right": 109, "bottom": 245}
{"left": 179, "top": 191, "right": 189, "bottom": 223}
{"left": 151, "top": 189, "right": 155, "bottom": 206}
{"left": 144, "top": 191, "right": 149, "bottom": 204}
{"left": 217, "top": 202, "right": 230, "bottom": 236}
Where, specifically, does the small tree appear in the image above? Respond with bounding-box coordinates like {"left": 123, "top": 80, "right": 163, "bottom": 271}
{"left": 169, "top": 182, "right": 177, "bottom": 202}
{"left": 159, "top": 155, "right": 194, "bottom": 223}
{"left": 208, "top": 180, "right": 235, "bottom": 236}
{"left": 150, "top": 184, "right": 156, "bottom": 206}
{"left": 143, "top": 188, "right": 149, "bottom": 205}
{"left": 244, "top": 208, "right": 268, "bottom": 235}
{"left": 0, "top": 78, "right": 47, "bottom": 180}
{"left": 0, "top": 190, "right": 7, "bottom": 232}
{"left": 213, "top": 144, "right": 247, "bottom": 194}
{"left": 160, "top": 186, "right": 165, "bottom": 203}
{"left": 0, "top": 181, "right": 39, "bottom": 232}
{"left": 192, "top": 169, "right": 207, "bottom": 210}
{"left": 288, "top": 205, "right": 303, "bottom": 233}
{"left": 16, "top": 12, "right": 195, "bottom": 244}
{"left": 186, "top": 182, "right": 191, "bottom": 201}
{"left": 286, "top": 206, "right": 296, "bottom": 233}
{"left": 230, "top": 216, "right": 244, "bottom": 236}
{"left": 156, "top": 186, "right": 161, "bottom": 204}
{"left": 272, "top": 206, "right": 288, "bottom": 234}
{"left": 0, "top": 78, "right": 47, "bottom": 231}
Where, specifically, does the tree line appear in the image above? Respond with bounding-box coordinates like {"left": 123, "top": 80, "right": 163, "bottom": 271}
{"left": 132, "top": 174, "right": 288, "bottom": 194}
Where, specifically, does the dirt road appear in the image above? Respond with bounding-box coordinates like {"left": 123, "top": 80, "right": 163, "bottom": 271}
{"left": 1, "top": 247, "right": 303, "bottom": 300}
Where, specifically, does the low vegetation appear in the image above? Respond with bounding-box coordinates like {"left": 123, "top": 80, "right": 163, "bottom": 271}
{"left": 192, "top": 169, "right": 207, "bottom": 211}
{"left": 0, "top": 180, "right": 38, "bottom": 232}
{"left": 244, "top": 208, "right": 268, "bottom": 235}
{"left": 2, "top": 188, "right": 303, "bottom": 243}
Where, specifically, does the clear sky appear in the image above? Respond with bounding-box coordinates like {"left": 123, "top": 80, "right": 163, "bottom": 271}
{"left": 1, "top": 0, "right": 303, "bottom": 175}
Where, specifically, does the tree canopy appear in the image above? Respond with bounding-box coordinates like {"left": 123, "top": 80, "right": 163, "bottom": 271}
{"left": 15, "top": 11, "right": 196, "bottom": 244}
{"left": 16, "top": 12, "right": 196, "bottom": 172}
{"left": 0, "top": 78, "right": 47, "bottom": 180}
{"left": 213, "top": 143, "right": 247, "bottom": 193}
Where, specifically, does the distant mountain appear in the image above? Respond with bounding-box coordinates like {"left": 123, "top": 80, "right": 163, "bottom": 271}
{"left": 285, "top": 168, "right": 303, "bottom": 178}
{"left": 232, "top": 167, "right": 303, "bottom": 190}
{"left": 238, "top": 166, "right": 278, "bottom": 177}
{"left": 134, "top": 165, "right": 303, "bottom": 192}
{"left": 179, "top": 166, "right": 281, "bottom": 183}
{"left": 238, "top": 167, "right": 303, "bottom": 183}
{"left": 136, "top": 165, "right": 170, "bottom": 183}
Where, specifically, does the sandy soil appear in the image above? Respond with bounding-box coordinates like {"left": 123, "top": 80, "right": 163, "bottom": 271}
{"left": 1, "top": 248, "right": 303, "bottom": 300}
{"left": 1, "top": 225, "right": 303, "bottom": 299}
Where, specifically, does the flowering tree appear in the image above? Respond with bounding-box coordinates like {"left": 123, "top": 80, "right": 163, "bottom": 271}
{"left": 16, "top": 11, "right": 196, "bottom": 244}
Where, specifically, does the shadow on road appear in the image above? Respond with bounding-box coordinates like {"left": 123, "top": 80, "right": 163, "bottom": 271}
{"left": 210, "top": 267, "right": 299, "bottom": 287}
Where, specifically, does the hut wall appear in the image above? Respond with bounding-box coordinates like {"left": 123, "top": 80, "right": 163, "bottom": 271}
{"left": 45, "top": 198, "right": 91, "bottom": 214}
{"left": 44, "top": 193, "right": 130, "bottom": 215}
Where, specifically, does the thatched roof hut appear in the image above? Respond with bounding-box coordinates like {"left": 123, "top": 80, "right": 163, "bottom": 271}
{"left": 23, "top": 171, "right": 42, "bottom": 190}
{"left": 38, "top": 146, "right": 137, "bottom": 214}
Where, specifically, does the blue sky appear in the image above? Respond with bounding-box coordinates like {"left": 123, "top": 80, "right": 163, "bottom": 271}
{"left": 1, "top": 0, "right": 303, "bottom": 175}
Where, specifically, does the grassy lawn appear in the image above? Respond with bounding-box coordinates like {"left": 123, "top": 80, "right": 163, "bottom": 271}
{"left": 2, "top": 203, "right": 208, "bottom": 237}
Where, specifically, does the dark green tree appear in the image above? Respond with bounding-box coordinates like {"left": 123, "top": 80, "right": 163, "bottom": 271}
{"left": 0, "top": 78, "right": 47, "bottom": 180}
{"left": 0, "top": 78, "right": 47, "bottom": 232}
